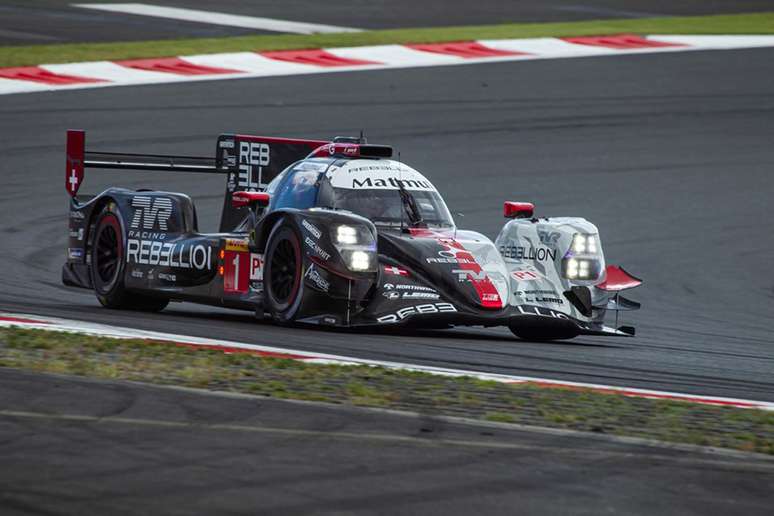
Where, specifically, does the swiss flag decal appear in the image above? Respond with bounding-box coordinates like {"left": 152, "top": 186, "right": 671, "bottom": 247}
{"left": 65, "top": 130, "right": 84, "bottom": 197}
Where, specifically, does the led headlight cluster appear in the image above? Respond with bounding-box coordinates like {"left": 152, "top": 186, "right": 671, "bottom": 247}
{"left": 571, "top": 233, "right": 597, "bottom": 254}
{"left": 331, "top": 224, "right": 377, "bottom": 272}
{"left": 562, "top": 233, "right": 602, "bottom": 280}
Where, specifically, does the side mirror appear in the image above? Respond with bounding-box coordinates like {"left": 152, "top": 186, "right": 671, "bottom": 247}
{"left": 504, "top": 201, "right": 534, "bottom": 219}
{"left": 232, "top": 191, "right": 270, "bottom": 209}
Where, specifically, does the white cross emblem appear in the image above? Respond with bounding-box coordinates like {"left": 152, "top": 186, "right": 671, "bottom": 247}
{"left": 384, "top": 266, "right": 408, "bottom": 276}
{"left": 69, "top": 167, "right": 79, "bottom": 192}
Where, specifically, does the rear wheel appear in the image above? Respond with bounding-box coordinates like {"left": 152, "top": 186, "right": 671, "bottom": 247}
{"left": 263, "top": 220, "right": 303, "bottom": 323}
{"left": 90, "top": 207, "right": 168, "bottom": 312}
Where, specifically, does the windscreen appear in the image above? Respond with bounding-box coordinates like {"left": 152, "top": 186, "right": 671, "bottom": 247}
{"left": 332, "top": 188, "right": 455, "bottom": 228}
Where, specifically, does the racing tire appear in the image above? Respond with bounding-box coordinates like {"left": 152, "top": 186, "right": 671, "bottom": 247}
{"left": 263, "top": 219, "right": 304, "bottom": 323}
{"left": 90, "top": 207, "right": 169, "bottom": 312}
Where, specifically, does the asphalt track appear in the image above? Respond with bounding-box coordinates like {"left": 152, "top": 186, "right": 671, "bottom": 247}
{"left": 2, "top": 369, "right": 773, "bottom": 516}
{"left": 0, "top": 47, "right": 773, "bottom": 402}
{"left": 3, "top": 0, "right": 774, "bottom": 44}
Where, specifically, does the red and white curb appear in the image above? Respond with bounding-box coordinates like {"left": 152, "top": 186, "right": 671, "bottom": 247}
{"left": 2, "top": 312, "right": 773, "bottom": 411}
{"left": 1, "top": 35, "right": 773, "bottom": 96}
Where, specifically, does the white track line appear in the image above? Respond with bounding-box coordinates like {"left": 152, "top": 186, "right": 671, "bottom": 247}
{"left": 0, "top": 78, "right": 50, "bottom": 94}
{"left": 480, "top": 37, "right": 618, "bottom": 57}
{"left": 73, "top": 3, "right": 362, "bottom": 34}
{"left": 328, "top": 44, "right": 464, "bottom": 65}
{"left": 2, "top": 312, "right": 773, "bottom": 411}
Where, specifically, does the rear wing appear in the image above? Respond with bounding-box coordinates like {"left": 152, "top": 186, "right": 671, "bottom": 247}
{"left": 65, "top": 129, "right": 327, "bottom": 232}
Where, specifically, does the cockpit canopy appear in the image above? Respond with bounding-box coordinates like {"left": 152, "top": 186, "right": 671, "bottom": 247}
{"left": 265, "top": 158, "right": 455, "bottom": 228}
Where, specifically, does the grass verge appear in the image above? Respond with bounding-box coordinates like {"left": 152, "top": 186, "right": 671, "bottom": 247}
{"left": 1, "top": 327, "right": 773, "bottom": 454}
{"left": 1, "top": 12, "right": 773, "bottom": 68}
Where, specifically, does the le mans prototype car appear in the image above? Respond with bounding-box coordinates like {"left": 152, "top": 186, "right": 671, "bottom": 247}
{"left": 62, "top": 130, "right": 641, "bottom": 340}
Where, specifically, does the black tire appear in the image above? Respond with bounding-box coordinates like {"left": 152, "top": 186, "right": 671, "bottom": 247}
{"left": 90, "top": 207, "right": 169, "bottom": 312}
{"left": 263, "top": 219, "right": 304, "bottom": 323}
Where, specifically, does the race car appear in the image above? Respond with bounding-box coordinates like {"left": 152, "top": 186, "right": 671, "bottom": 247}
{"left": 62, "top": 129, "right": 641, "bottom": 340}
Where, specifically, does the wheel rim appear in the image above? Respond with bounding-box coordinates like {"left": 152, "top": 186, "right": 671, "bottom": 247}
{"left": 95, "top": 217, "right": 121, "bottom": 286}
{"left": 269, "top": 238, "right": 298, "bottom": 305}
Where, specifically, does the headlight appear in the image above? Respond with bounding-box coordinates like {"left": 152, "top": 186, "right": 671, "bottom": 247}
{"left": 346, "top": 250, "right": 372, "bottom": 271}
{"left": 564, "top": 233, "right": 601, "bottom": 280}
{"left": 572, "top": 234, "right": 597, "bottom": 254}
{"left": 331, "top": 224, "right": 377, "bottom": 273}
{"left": 563, "top": 257, "right": 601, "bottom": 280}
{"left": 336, "top": 225, "right": 358, "bottom": 245}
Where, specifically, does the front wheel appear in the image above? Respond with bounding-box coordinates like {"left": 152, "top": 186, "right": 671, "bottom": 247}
{"left": 90, "top": 207, "right": 168, "bottom": 312}
{"left": 263, "top": 219, "right": 304, "bottom": 323}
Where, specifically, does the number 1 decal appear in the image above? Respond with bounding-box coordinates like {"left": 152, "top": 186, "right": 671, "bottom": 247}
{"left": 224, "top": 250, "right": 249, "bottom": 293}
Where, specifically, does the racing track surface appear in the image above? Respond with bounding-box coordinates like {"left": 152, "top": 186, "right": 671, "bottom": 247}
{"left": 0, "top": 48, "right": 773, "bottom": 401}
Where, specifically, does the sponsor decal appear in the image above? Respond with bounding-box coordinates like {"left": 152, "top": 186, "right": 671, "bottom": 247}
{"left": 68, "top": 228, "right": 84, "bottom": 240}
{"left": 383, "top": 266, "right": 409, "bottom": 276}
{"left": 516, "top": 289, "right": 563, "bottom": 305}
{"left": 128, "top": 230, "right": 166, "bottom": 240}
{"left": 239, "top": 141, "right": 270, "bottom": 189}
{"left": 158, "top": 272, "right": 176, "bottom": 282}
{"left": 516, "top": 305, "right": 569, "bottom": 320}
{"left": 225, "top": 238, "right": 249, "bottom": 252}
{"left": 377, "top": 303, "right": 457, "bottom": 323}
{"left": 401, "top": 291, "right": 440, "bottom": 300}
{"left": 227, "top": 174, "right": 236, "bottom": 193}
{"left": 67, "top": 248, "right": 83, "bottom": 260}
{"left": 511, "top": 269, "right": 543, "bottom": 281}
{"left": 452, "top": 269, "right": 488, "bottom": 282}
{"left": 222, "top": 148, "right": 236, "bottom": 167}
{"left": 305, "top": 266, "right": 330, "bottom": 293}
{"left": 352, "top": 177, "right": 432, "bottom": 190}
{"left": 302, "top": 219, "right": 322, "bottom": 239}
{"left": 127, "top": 239, "right": 213, "bottom": 270}
{"left": 69, "top": 210, "right": 85, "bottom": 220}
{"left": 516, "top": 289, "right": 558, "bottom": 296}
{"left": 219, "top": 139, "right": 235, "bottom": 149}
{"left": 249, "top": 253, "right": 263, "bottom": 281}
{"left": 304, "top": 237, "right": 331, "bottom": 261}
{"left": 382, "top": 291, "right": 400, "bottom": 300}
{"left": 383, "top": 283, "right": 436, "bottom": 292}
{"left": 426, "top": 250, "right": 475, "bottom": 265}
{"left": 130, "top": 196, "right": 173, "bottom": 231}
{"left": 130, "top": 269, "right": 143, "bottom": 279}
{"left": 538, "top": 230, "right": 561, "bottom": 246}
{"left": 481, "top": 293, "right": 500, "bottom": 302}
{"left": 500, "top": 246, "right": 556, "bottom": 261}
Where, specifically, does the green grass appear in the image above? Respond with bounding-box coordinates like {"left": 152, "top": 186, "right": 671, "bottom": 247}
{"left": 1, "top": 12, "right": 773, "bottom": 68}
{"left": 1, "top": 327, "right": 774, "bottom": 455}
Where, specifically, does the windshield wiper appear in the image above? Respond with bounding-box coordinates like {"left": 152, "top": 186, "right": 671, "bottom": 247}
{"left": 397, "top": 181, "right": 424, "bottom": 227}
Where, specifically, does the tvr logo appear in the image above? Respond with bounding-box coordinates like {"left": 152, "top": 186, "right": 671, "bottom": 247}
{"left": 130, "top": 196, "right": 173, "bottom": 231}
{"left": 538, "top": 230, "right": 561, "bottom": 246}
{"left": 451, "top": 269, "right": 488, "bottom": 282}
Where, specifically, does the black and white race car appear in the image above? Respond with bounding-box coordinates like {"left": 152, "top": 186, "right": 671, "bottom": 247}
{"left": 62, "top": 130, "right": 641, "bottom": 340}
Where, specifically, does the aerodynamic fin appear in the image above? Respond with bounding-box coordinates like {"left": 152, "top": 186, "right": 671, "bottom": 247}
{"left": 216, "top": 134, "right": 327, "bottom": 232}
